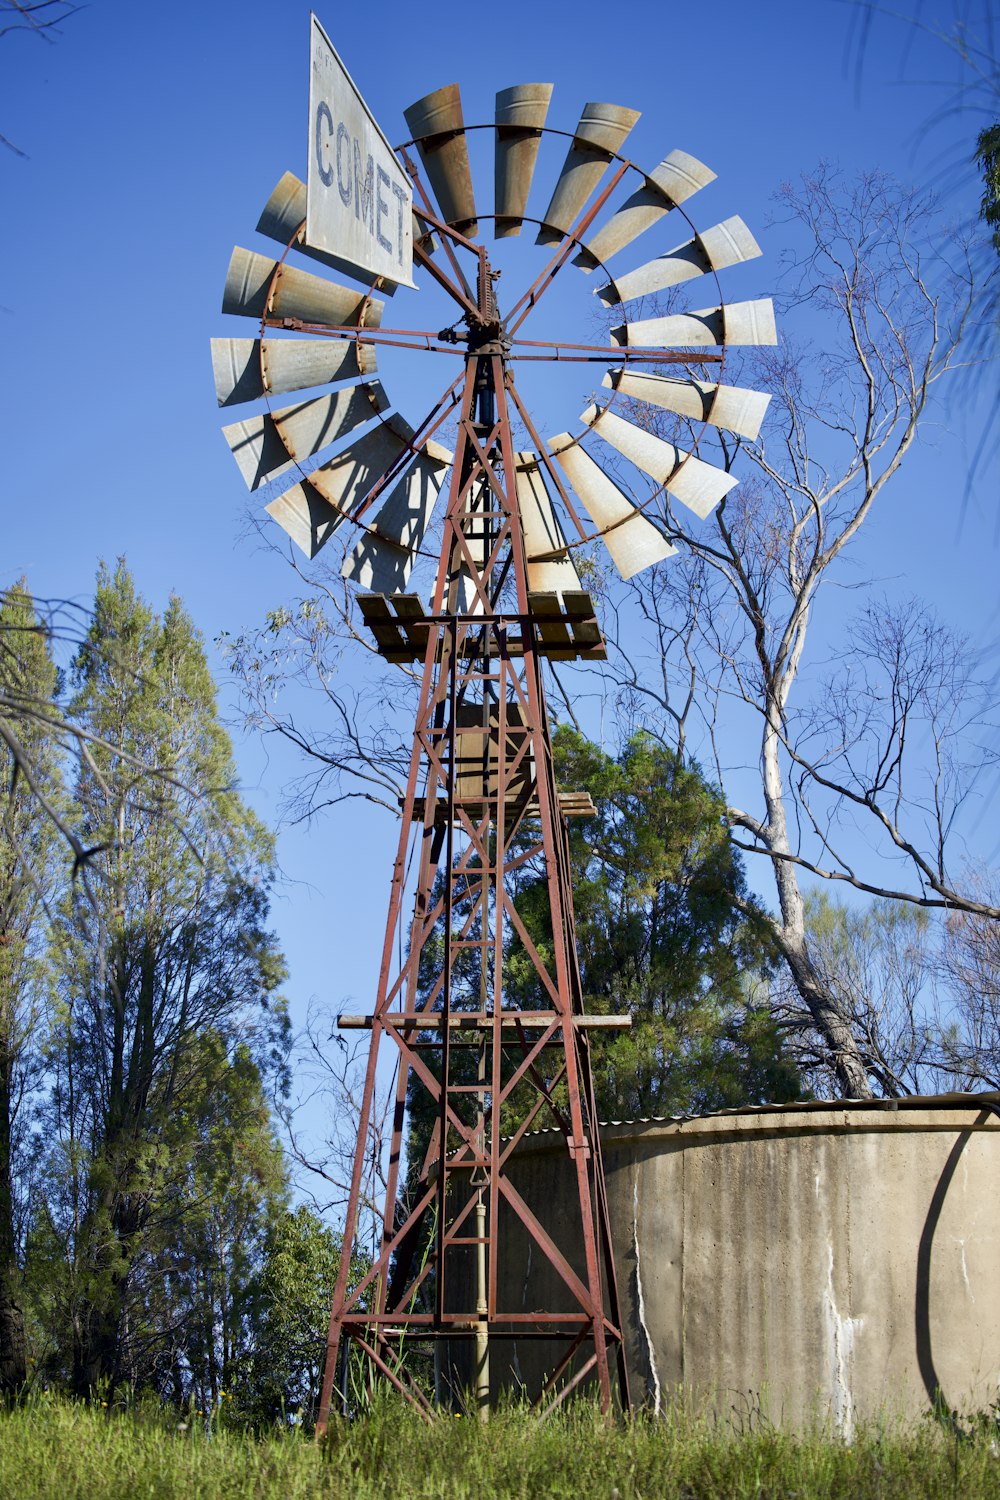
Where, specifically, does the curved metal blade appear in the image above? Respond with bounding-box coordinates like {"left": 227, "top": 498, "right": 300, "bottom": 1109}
{"left": 223, "top": 247, "right": 384, "bottom": 328}
{"left": 515, "top": 452, "right": 583, "bottom": 594}
{"left": 222, "top": 382, "right": 390, "bottom": 491}
{"left": 403, "top": 84, "right": 478, "bottom": 234}
{"left": 580, "top": 404, "right": 738, "bottom": 519}
{"left": 596, "top": 216, "right": 762, "bottom": 304}
{"left": 265, "top": 479, "right": 343, "bottom": 560}
{"left": 547, "top": 433, "right": 675, "bottom": 581}
{"left": 536, "top": 102, "right": 640, "bottom": 246}
{"left": 602, "top": 369, "right": 771, "bottom": 441}
{"left": 611, "top": 298, "right": 777, "bottom": 348}
{"left": 210, "top": 338, "right": 378, "bottom": 407}
{"left": 494, "top": 84, "right": 554, "bottom": 238}
{"left": 573, "top": 151, "right": 716, "bottom": 272}
{"left": 342, "top": 439, "right": 453, "bottom": 593}
{"left": 256, "top": 171, "right": 399, "bottom": 295}
{"left": 265, "top": 413, "right": 418, "bottom": 560}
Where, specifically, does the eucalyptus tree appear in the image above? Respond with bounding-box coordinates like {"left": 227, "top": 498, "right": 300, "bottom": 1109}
{"left": 37, "top": 562, "right": 288, "bottom": 1396}
{"left": 0, "top": 582, "right": 61, "bottom": 1394}
{"left": 401, "top": 727, "right": 799, "bottom": 1178}
{"left": 606, "top": 168, "right": 981, "bottom": 1097}
{"left": 515, "top": 728, "right": 800, "bottom": 1120}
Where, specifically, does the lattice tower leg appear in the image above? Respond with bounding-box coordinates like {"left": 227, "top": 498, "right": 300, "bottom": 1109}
{"left": 316, "top": 349, "right": 629, "bottom": 1427}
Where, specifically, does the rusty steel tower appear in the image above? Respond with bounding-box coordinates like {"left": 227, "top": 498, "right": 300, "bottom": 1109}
{"left": 212, "top": 27, "right": 776, "bottom": 1421}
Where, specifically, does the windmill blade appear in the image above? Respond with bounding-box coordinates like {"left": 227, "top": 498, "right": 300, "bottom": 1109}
{"left": 573, "top": 151, "right": 716, "bottom": 272}
{"left": 222, "top": 382, "right": 390, "bottom": 491}
{"left": 611, "top": 298, "right": 777, "bottom": 348}
{"left": 211, "top": 338, "right": 378, "bottom": 408}
{"left": 547, "top": 433, "right": 675, "bottom": 581}
{"left": 514, "top": 452, "right": 583, "bottom": 594}
{"left": 580, "top": 403, "right": 737, "bottom": 519}
{"left": 494, "top": 84, "right": 554, "bottom": 238}
{"left": 265, "top": 414, "right": 418, "bottom": 559}
{"left": 596, "top": 216, "right": 762, "bottom": 304}
{"left": 535, "top": 102, "right": 641, "bottom": 247}
{"left": 404, "top": 84, "right": 478, "bottom": 235}
{"left": 602, "top": 369, "right": 771, "bottom": 442}
{"left": 265, "top": 479, "right": 344, "bottom": 561}
{"left": 223, "top": 247, "right": 384, "bottom": 328}
{"left": 257, "top": 171, "right": 401, "bottom": 294}
{"left": 342, "top": 440, "right": 453, "bottom": 593}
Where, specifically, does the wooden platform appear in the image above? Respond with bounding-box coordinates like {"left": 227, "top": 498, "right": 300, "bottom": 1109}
{"left": 407, "top": 788, "right": 597, "bottom": 824}
{"left": 358, "top": 591, "right": 606, "bottom": 663}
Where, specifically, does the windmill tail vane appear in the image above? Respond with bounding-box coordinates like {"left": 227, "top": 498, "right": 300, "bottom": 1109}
{"left": 211, "top": 44, "right": 775, "bottom": 1421}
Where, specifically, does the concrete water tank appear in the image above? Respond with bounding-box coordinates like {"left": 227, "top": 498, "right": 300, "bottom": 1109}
{"left": 482, "top": 1095, "right": 1000, "bottom": 1433}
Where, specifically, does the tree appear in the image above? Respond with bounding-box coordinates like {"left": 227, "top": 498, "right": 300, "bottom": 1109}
{"left": 976, "top": 122, "right": 1000, "bottom": 253}
{"left": 774, "top": 893, "right": 945, "bottom": 1099}
{"left": 608, "top": 167, "right": 979, "bottom": 1097}
{"left": 0, "top": 582, "right": 60, "bottom": 1395}
{"left": 403, "top": 728, "right": 800, "bottom": 1178}
{"left": 520, "top": 728, "right": 800, "bottom": 1119}
{"left": 236, "top": 1202, "right": 366, "bottom": 1426}
{"left": 1, "top": 1, "right": 82, "bottom": 157}
{"left": 34, "top": 561, "right": 288, "bottom": 1396}
{"left": 844, "top": 0, "right": 999, "bottom": 395}
{"left": 141, "top": 1037, "right": 289, "bottom": 1411}
{"left": 937, "top": 874, "right": 1000, "bottom": 1088}
{"left": 0, "top": 584, "right": 205, "bottom": 887}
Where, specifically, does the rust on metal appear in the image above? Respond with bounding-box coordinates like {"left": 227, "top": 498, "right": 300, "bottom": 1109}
{"left": 213, "top": 67, "right": 779, "bottom": 1426}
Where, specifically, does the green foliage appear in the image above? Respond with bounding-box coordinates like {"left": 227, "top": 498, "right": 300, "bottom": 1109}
{"left": 235, "top": 1203, "right": 367, "bottom": 1427}
{"left": 26, "top": 561, "right": 291, "bottom": 1398}
{"left": 975, "top": 122, "right": 1000, "bottom": 254}
{"left": 0, "top": 581, "right": 62, "bottom": 1391}
{"left": 404, "top": 730, "right": 799, "bottom": 1214}
{"left": 801, "top": 892, "right": 938, "bottom": 1097}
{"left": 3, "top": 1395, "right": 1000, "bottom": 1499}
{"left": 0, "top": 581, "right": 61, "bottom": 1057}
{"left": 527, "top": 728, "right": 800, "bottom": 1120}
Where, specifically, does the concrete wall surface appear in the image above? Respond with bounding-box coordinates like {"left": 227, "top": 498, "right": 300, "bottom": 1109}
{"left": 487, "top": 1098, "right": 1000, "bottom": 1434}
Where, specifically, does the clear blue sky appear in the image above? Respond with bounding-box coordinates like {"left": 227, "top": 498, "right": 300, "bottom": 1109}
{"left": 3, "top": 1, "right": 997, "bottom": 1135}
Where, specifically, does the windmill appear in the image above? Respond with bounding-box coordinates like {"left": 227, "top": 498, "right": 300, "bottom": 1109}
{"left": 211, "top": 22, "right": 775, "bottom": 1424}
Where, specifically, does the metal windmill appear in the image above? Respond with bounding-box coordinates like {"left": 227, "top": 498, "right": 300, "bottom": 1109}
{"left": 211, "top": 21, "right": 775, "bottom": 1424}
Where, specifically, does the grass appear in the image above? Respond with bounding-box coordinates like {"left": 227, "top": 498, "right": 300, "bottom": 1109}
{"left": 1, "top": 1392, "right": 999, "bottom": 1499}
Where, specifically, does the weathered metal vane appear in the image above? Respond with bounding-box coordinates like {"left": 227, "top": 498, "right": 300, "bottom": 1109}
{"left": 211, "top": 20, "right": 776, "bottom": 1427}
{"left": 211, "top": 95, "right": 775, "bottom": 591}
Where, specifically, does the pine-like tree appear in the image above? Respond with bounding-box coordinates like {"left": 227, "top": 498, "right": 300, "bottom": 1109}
{"left": 0, "top": 582, "right": 61, "bottom": 1395}
{"left": 36, "top": 561, "right": 288, "bottom": 1396}
{"left": 542, "top": 728, "right": 801, "bottom": 1119}
{"left": 404, "top": 727, "right": 801, "bottom": 1197}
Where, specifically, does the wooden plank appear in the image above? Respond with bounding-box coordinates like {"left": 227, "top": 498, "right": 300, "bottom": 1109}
{"left": 562, "top": 590, "right": 602, "bottom": 644}
{"left": 527, "top": 590, "right": 575, "bottom": 660}
{"left": 337, "top": 1011, "right": 632, "bottom": 1030}
{"left": 392, "top": 594, "right": 431, "bottom": 652}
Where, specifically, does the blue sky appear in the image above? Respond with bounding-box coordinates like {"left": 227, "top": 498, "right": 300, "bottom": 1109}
{"left": 3, "top": 1, "right": 997, "bottom": 1133}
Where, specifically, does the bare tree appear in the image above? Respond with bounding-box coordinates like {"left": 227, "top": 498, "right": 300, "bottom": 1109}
{"left": 842, "top": 0, "right": 999, "bottom": 426}
{"left": 937, "top": 873, "right": 1000, "bottom": 1088}
{"left": 1, "top": 1, "right": 82, "bottom": 157}
{"left": 770, "top": 892, "right": 951, "bottom": 1098}
{"left": 604, "top": 167, "right": 981, "bottom": 1097}
{"left": 274, "top": 1001, "right": 396, "bottom": 1260}
{"left": 222, "top": 562, "right": 416, "bottom": 825}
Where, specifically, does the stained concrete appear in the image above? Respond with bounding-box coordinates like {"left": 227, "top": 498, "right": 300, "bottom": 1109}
{"left": 477, "top": 1096, "right": 1000, "bottom": 1431}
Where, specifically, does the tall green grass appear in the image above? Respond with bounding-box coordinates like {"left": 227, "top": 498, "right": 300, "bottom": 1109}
{"left": 2, "top": 1392, "right": 999, "bottom": 1499}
